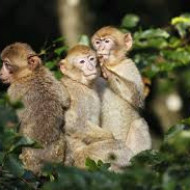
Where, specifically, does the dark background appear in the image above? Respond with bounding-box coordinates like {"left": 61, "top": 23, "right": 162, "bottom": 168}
{"left": 0, "top": 0, "right": 190, "bottom": 51}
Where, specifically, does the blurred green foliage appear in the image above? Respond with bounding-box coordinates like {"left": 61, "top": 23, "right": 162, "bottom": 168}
{"left": 1, "top": 14, "right": 190, "bottom": 189}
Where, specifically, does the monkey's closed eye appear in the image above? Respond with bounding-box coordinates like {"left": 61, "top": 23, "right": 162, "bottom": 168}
{"left": 96, "top": 41, "right": 100, "bottom": 45}
{"left": 90, "top": 57, "right": 95, "bottom": 61}
{"left": 105, "top": 39, "right": 110, "bottom": 43}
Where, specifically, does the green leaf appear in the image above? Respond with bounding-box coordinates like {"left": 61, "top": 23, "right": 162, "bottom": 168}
{"left": 53, "top": 36, "right": 65, "bottom": 43}
{"left": 85, "top": 157, "right": 99, "bottom": 171}
{"left": 171, "top": 15, "right": 190, "bottom": 25}
{"left": 4, "top": 154, "right": 25, "bottom": 177}
{"left": 171, "top": 14, "right": 190, "bottom": 37}
{"left": 134, "top": 28, "right": 170, "bottom": 40}
{"left": 0, "top": 152, "right": 5, "bottom": 164}
{"left": 8, "top": 136, "right": 41, "bottom": 153}
{"left": 121, "top": 14, "right": 140, "bottom": 28}
{"left": 78, "top": 35, "right": 90, "bottom": 46}
{"left": 45, "top": 61, "right": 56, "bottom": 70}
{"left": 162, "top": 49, "right": 190, "bottom": 64}
{"left": 54, "top": 46, "right": 68, "bottom": 56}
{"left": 134, "top": 37, "right": 168, "bottom": 49}
{"left": 164, "top": 123, "right": 185, "bottom": 141}
{"left": 54, "top": 71, "right": 63, "bottom": 80}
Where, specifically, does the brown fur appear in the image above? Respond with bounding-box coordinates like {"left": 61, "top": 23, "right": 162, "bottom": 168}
{"left": 1, "top": 42, "right": 70, "bottom": 174}
{"left": 92, "top": 27, "right": 152, "bottom": 155}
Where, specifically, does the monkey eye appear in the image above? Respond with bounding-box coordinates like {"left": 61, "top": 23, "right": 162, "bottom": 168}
{"left": 4, "top": 61, "right": 11, "bottom": 68}
{"left": 89, "top": 57, "right": 95, "bottom": 61}
{"left": 3, "top": 61, "right": 8, "bottom": 66}
{"left": 105, "top": 39, "right": 110, "bottom": 43}
{"left": 79, "top": 60, "right": 85, "bottom": 64}
{"left": 3, "top": 61, "right": 13, "bottom": 72}
{"left": 95, "top": 41, "right": 100, "bottom": 45}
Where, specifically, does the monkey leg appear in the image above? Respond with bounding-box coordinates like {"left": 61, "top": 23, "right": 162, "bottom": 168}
{"left": 68, "top": 121, "right": 114, "bottom": 145}
{"left": 82, "top": 121, "right": 114, "bottom": 144}
{"left": 20, "top": 135, "right": 65, "bottom": 174}
{"left": 126, "top": 118, "right": 152, "bottom": 155}
{"left": 73, "top": 139, "right": 134, "bottom": 171}
{"left": 20, "top": 148, "right": 43, "bottom": 174}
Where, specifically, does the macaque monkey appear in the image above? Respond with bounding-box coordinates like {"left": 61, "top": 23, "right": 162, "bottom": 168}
{"left": 59, "top": 45, "right": 133, "bottom": 170}
{"left": 0, "top": 42, "right": 70, "bottom": 174}
{"left": 92, "top": 26, "right": 151, "bottom": 155}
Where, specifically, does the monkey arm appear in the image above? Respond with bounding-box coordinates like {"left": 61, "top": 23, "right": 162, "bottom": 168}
{"left": 59, "top": 83, "right": 71, "bottom": 108}
{"left": 69, "top": 121, "right": 114, "bottom": 145}
{"left": 82, "top": 121, "right": 114, "bottom": 144}
{"left": 107, "top": 70, "right": 143, "bottom": 108}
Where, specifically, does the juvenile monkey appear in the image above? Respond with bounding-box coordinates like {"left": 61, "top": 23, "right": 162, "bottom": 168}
{"left": 92, "top": 26, "right": 151, "bottom": 155}
{"left": 60, "top": 45, "right": 133, "bottom": 170}
{"left": 0, "top": 42, "right": 70, "bottom": 174}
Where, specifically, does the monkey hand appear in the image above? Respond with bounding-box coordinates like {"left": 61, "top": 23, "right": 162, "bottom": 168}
{"left": 101, "top": 66, "right": 112, "bottom": 79}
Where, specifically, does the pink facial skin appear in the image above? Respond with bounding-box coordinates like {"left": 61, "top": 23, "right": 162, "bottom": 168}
{"left": 74, "top": 54, "right": 98, "bottom": 80}
{"left": 93, "top": 37, "right": 115, "bottom": 61}
{"left": 0, "top": 59, "right": 14, "bottom": 84}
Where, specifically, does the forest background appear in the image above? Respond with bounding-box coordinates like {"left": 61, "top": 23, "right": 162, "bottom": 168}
{"left": 1, "top": 0, "right": 190, "bottom": 189}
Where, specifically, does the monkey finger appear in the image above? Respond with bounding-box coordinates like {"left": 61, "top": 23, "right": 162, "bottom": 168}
{"left": 102, "top": 72, "right": 108, "bottom": 79}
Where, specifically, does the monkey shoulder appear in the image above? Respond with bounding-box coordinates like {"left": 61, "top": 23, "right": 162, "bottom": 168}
{"left": 110, "top": 59, "right": 144, "bottom": 99}
{"left": 62, "top": 78, "right": 100, "bottom": 124}
{"left": 113, "top": 59, "right": 142, "bottom": 81}
{"left": 62, "top": 77, "right": 99, "bottom": 104}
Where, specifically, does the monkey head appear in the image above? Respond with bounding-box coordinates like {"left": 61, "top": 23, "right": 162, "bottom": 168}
{"left": 0, "top": 42, "right": 42, "bottom": 84}
{"left": 59, "top": 45, "right": 98, "bottom": 85}
{"left": 91, "top": 26, "right": 133, "bottom": 62}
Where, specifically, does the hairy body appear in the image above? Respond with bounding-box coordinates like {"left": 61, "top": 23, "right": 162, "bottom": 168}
{"left": 92, "top": 26, "right": 151, "bottom": 155}
{"left": 60, "top": 45, "right": 133, "bottom": 169}
{"left": 0, "top": 43, "right": 70, "bottom": 174}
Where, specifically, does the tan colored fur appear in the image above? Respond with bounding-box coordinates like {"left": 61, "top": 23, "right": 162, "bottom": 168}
{"left": 92, "top": 27, "right": 152, "bottom": 155}
{"left": 61, "top": 45, "right": 133, "bottom": 170}
{"left": 62, "top": 77, "right": 133, "bottom": 170}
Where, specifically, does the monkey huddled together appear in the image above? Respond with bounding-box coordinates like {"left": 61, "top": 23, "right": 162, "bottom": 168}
{"left": 0, "top": 26, "right": 151, "bottom": 174}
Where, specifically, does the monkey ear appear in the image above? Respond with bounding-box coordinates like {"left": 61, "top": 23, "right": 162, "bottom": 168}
{"left": 28, "top": 55, "right": 42, "bottom": 70}
{"left": 59, "top": 59, "right": 67, "bottom": 74}
{"left": 124, "top": 33, "right": 133, "bottom": 51}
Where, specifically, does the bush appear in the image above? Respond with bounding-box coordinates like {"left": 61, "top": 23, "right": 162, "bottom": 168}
{"left": 1, "top": 14, "right": 190, "bottom": 190}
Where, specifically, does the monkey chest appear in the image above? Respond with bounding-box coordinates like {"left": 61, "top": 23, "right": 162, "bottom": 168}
{"left": 71, "top": 90, "right": 100, "bottom": 125}
{"left": 101, "top": 89, "right": 135, "bottom": 138}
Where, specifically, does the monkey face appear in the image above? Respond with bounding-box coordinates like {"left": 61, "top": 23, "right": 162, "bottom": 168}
{"left": 0, "top": 43, "right": 42, "bottom": 84}
{"left": 60, "top": 45, "right": 98, "bottom": 85}
{"left": 92, "top": 37, "right": 115, "bottom": 61}
{"left": 92, "top": 26, "right": 133, "bottom": 64}
{"left": 73, "top": 53, "right": 97, "bottom": 80}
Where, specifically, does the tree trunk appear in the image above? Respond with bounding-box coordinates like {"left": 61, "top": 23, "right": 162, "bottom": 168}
{"left": 57, "top": 0, "right": 88, "bottom": 47}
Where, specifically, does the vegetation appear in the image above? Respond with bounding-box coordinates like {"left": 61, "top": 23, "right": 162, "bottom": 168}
{"left": 1, "top": 14, "right": 190, "bottom": 189}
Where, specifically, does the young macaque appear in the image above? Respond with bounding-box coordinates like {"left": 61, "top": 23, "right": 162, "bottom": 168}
{"left": 59, "top": 44, "right": 133, "bottom": 170}
{"left": 92, "top": 26, "right": 151, "bottom": 155}
{"left": 0, "top": 42, "right": 70, "bottom": 174}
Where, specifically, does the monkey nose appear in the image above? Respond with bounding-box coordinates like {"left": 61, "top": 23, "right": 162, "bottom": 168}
{"left": 87, "top": 64, "right": 95, "bottom": 71}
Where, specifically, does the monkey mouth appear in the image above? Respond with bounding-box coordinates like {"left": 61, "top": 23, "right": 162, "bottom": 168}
{"left": 1, "top": 79, "right": 10, "bottom": 84}
{"left": 97, "top": 53, "right": 109, "bottom": 57}
{"left": 84, "top": 73, "right": 97, "bottom": 80}
{"left": 84, "top": 73, "right": 97, "bottom": 77}
{"left": 97, "top": 53, "right": 110, "bottom": 60}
